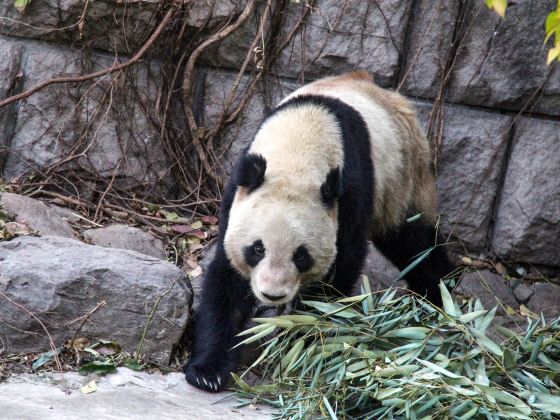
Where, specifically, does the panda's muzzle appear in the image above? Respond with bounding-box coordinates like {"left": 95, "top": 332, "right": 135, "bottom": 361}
{"left": 261, "top": 292, "right": 287, "bottom": 302}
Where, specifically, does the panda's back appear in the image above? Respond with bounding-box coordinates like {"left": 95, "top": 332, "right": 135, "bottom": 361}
{"left": 279, "top": 72, "right": 437, "bottom": 235}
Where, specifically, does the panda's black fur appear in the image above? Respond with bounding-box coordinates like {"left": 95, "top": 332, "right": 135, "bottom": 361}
{"left": 184, "top": 90, "right": 452, "bottom": 393}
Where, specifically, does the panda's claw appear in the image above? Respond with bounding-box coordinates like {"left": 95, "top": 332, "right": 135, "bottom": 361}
{"left": 183, "top": 358, "right": 232, "bottom": 393}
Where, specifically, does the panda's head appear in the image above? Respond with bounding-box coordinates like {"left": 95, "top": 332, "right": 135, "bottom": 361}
{"left": 224, "top": 153, "right": 342, "bottom": 305}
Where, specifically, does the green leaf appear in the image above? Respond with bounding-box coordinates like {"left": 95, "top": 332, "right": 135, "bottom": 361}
{"left": 547, "top": 44, "right": 560, "bottom": 64}
{"left": 406, "top": 213, "right": 423, "bottom": 223}
{"left": 237, "top": 323, "right": 275, "bottom": 337}
{"left": 252, "top": 317, "right": 294, "bottom": 329}
{"left": 394, "top": 247, "right": 434, "bottom": 282}
{"left": 417, "top": 358, "right": 464, "bottom": 379}
{"left": 78, "top": 360, "right": 117, "bottom": 376}
{"left": 545, "top": 10, "right": 560, "bottom": 43}
{"left": 383, "top": 327, "right": 430, "bottom": 340}
{"left": 123, "top": 357, "right": 145, "bottom": 371}
{"left": 485, "top": 0, "right": 508, "bottom": 17}
{"left": 470, "top": 328, "right": 503, "bottom": 356}
{"left": 13, "top": 0, "right": 30, "bottom": 12}
{"left": 166, "top": 212, "right": 179, "bottom": 221}
{"left": 439, "top": 281, "right": 457, "bottom": 317}
{"left": 302, "top": 300, "right": 361, "bottom": 318}
{"left": 459, "top": 309, "right": 488, "bottom": 323}
{"left": 32, "top": 348, "right": 62, "bottom": 370}
{"left": 322, "top": 396, "right": 338, "bottom": 420}
{"left": 234, "top": 325, "right": 276, "bottom": 347}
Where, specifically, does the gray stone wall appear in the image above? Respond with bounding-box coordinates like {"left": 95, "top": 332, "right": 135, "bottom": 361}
{"left": 0, "top": 0, "right": 558, "bottom": 274}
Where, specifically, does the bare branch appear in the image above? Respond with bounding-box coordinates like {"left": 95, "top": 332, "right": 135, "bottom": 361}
{"left": 0, "top": 4, "right": 179, "bottom": 109}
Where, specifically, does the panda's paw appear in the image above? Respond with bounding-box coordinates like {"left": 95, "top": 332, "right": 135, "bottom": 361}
{"left": 183, "top": 359, "right": 230, "bottom": 393}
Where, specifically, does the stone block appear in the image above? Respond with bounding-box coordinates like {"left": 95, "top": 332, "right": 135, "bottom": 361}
{"left": 400, "top": 0, "right": 459, "bottom": 97}
{"left": 0, "top": 36, "right": 170, "bottom": 188}
{"left": 491, "top": 117, "right": 560, "bottom": 267}
{"left": 415, "top": 102, "right": 513, "bottom": 250}
{"left": 211, "top": 0, "right": 412, "bottom": 85}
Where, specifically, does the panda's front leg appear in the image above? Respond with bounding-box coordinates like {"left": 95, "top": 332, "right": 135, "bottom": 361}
{"left": 183, "top": 245, "right": 255, "bottom": 392}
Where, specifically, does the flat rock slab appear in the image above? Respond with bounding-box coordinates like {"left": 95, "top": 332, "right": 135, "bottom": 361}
{"left": 0, "top": 368, "right": 271, "bottom": 419}
{"left": 0, "top": 236, "right": 192, "bottom": 364}
{"left": 84, "top": 225, "right": 166, "bottom": 259}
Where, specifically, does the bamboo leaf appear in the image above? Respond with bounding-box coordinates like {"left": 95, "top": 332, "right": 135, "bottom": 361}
{"left": 439, "top": 281, "right": 457, "bottom": 317}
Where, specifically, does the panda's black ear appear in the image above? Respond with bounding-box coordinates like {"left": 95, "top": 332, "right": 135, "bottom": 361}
{"left": 234, "top": 153, "right": 267, "bottom": 193}
{"left": 320, "top": 167, "right": 342, "bottom": 208}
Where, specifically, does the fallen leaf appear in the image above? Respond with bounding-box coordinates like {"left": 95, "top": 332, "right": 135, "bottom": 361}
{"left": 185, "top": 258, "right": 199, "bottom": 269}
{"left": 200, "top": 215, "right": 218, "bottom": 225}
{"left": 124, "top": 357, "right": 145, "bottom": 371}
{"left": 519, "top": 304, "right": 538, "bottom": 318}
{"left": 71, "top": 337, "right": 91, "bottom": 351}
{"left": 189, "top": 266, "right": 203, "bottom": 278}
{"left": 93, "top": 340, "right": 122, "bottom": 356}
{"left": 32, "top": 348, "right": 63, "bottom": 370}
{"left": 189, "top": 242, "right": 204, "bottom": 252}
{"left": 172, "top": 224, "right": 194, "bottom": 234}
{"left": 494, "top": 262, "right": 507, "bottom": 276}
{"left": 190, "top": 221, "right": 203, "bottom": 229}
{"left": 79, "top": 360, "right": 117, "bottom": 376}
{"left": 80, "top": 380, "right": 97, "bottom": 394}
{"left": 186, "top": 229, "right": 207, "bottom": 239}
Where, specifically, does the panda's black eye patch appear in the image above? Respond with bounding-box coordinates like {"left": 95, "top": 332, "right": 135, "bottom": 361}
{"left": 234, "top": 153, "right": 267, "bottom": 193}
{"left": 293, "top": 245, "right": 313, "bottom": 273}
{"left": 244, "top": 239, "right": 266, "bottom": 267}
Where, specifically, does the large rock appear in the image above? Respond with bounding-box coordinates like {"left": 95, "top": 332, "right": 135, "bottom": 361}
{"left": 415, "top": 102, "right": 513, "bottom": 250}
{"left": 0, "top": 236, "right": 192, "bottom": 364}
{"left": 84, "top": 225, "right": 165, "bottom": 259}
{"left": 0, "top": 192, "right": 75, "bottom": 238}
{"left": 445, "top": 0, "right": 560, "bottom": 116}
{"left": 491, "top": 117, "right": 560, "bottom": 267}
{"left": 0, "top": 35, "right": 170, "bottom": 189}
{"left": 455, "top": 270, "right": 518, "bottom": 315}
{"left": 0, "top": 368, "right": 271, "bottom": 419}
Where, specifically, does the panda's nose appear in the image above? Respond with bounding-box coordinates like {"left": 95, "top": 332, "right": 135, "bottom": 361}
{"left": 262, "top": 292, "right": 287, "bottom": 302}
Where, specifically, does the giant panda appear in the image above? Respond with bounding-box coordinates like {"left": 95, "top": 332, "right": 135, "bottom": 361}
{"left": 184, "top": 71, "right": 453, "bottom": 392}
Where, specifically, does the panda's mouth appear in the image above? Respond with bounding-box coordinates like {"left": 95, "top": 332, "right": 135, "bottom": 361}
{"left": 253, "top": 285, "right": 297, "bottom": 305}
{"left": 262, "top": 292, "right": 287, "bottom": 302}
